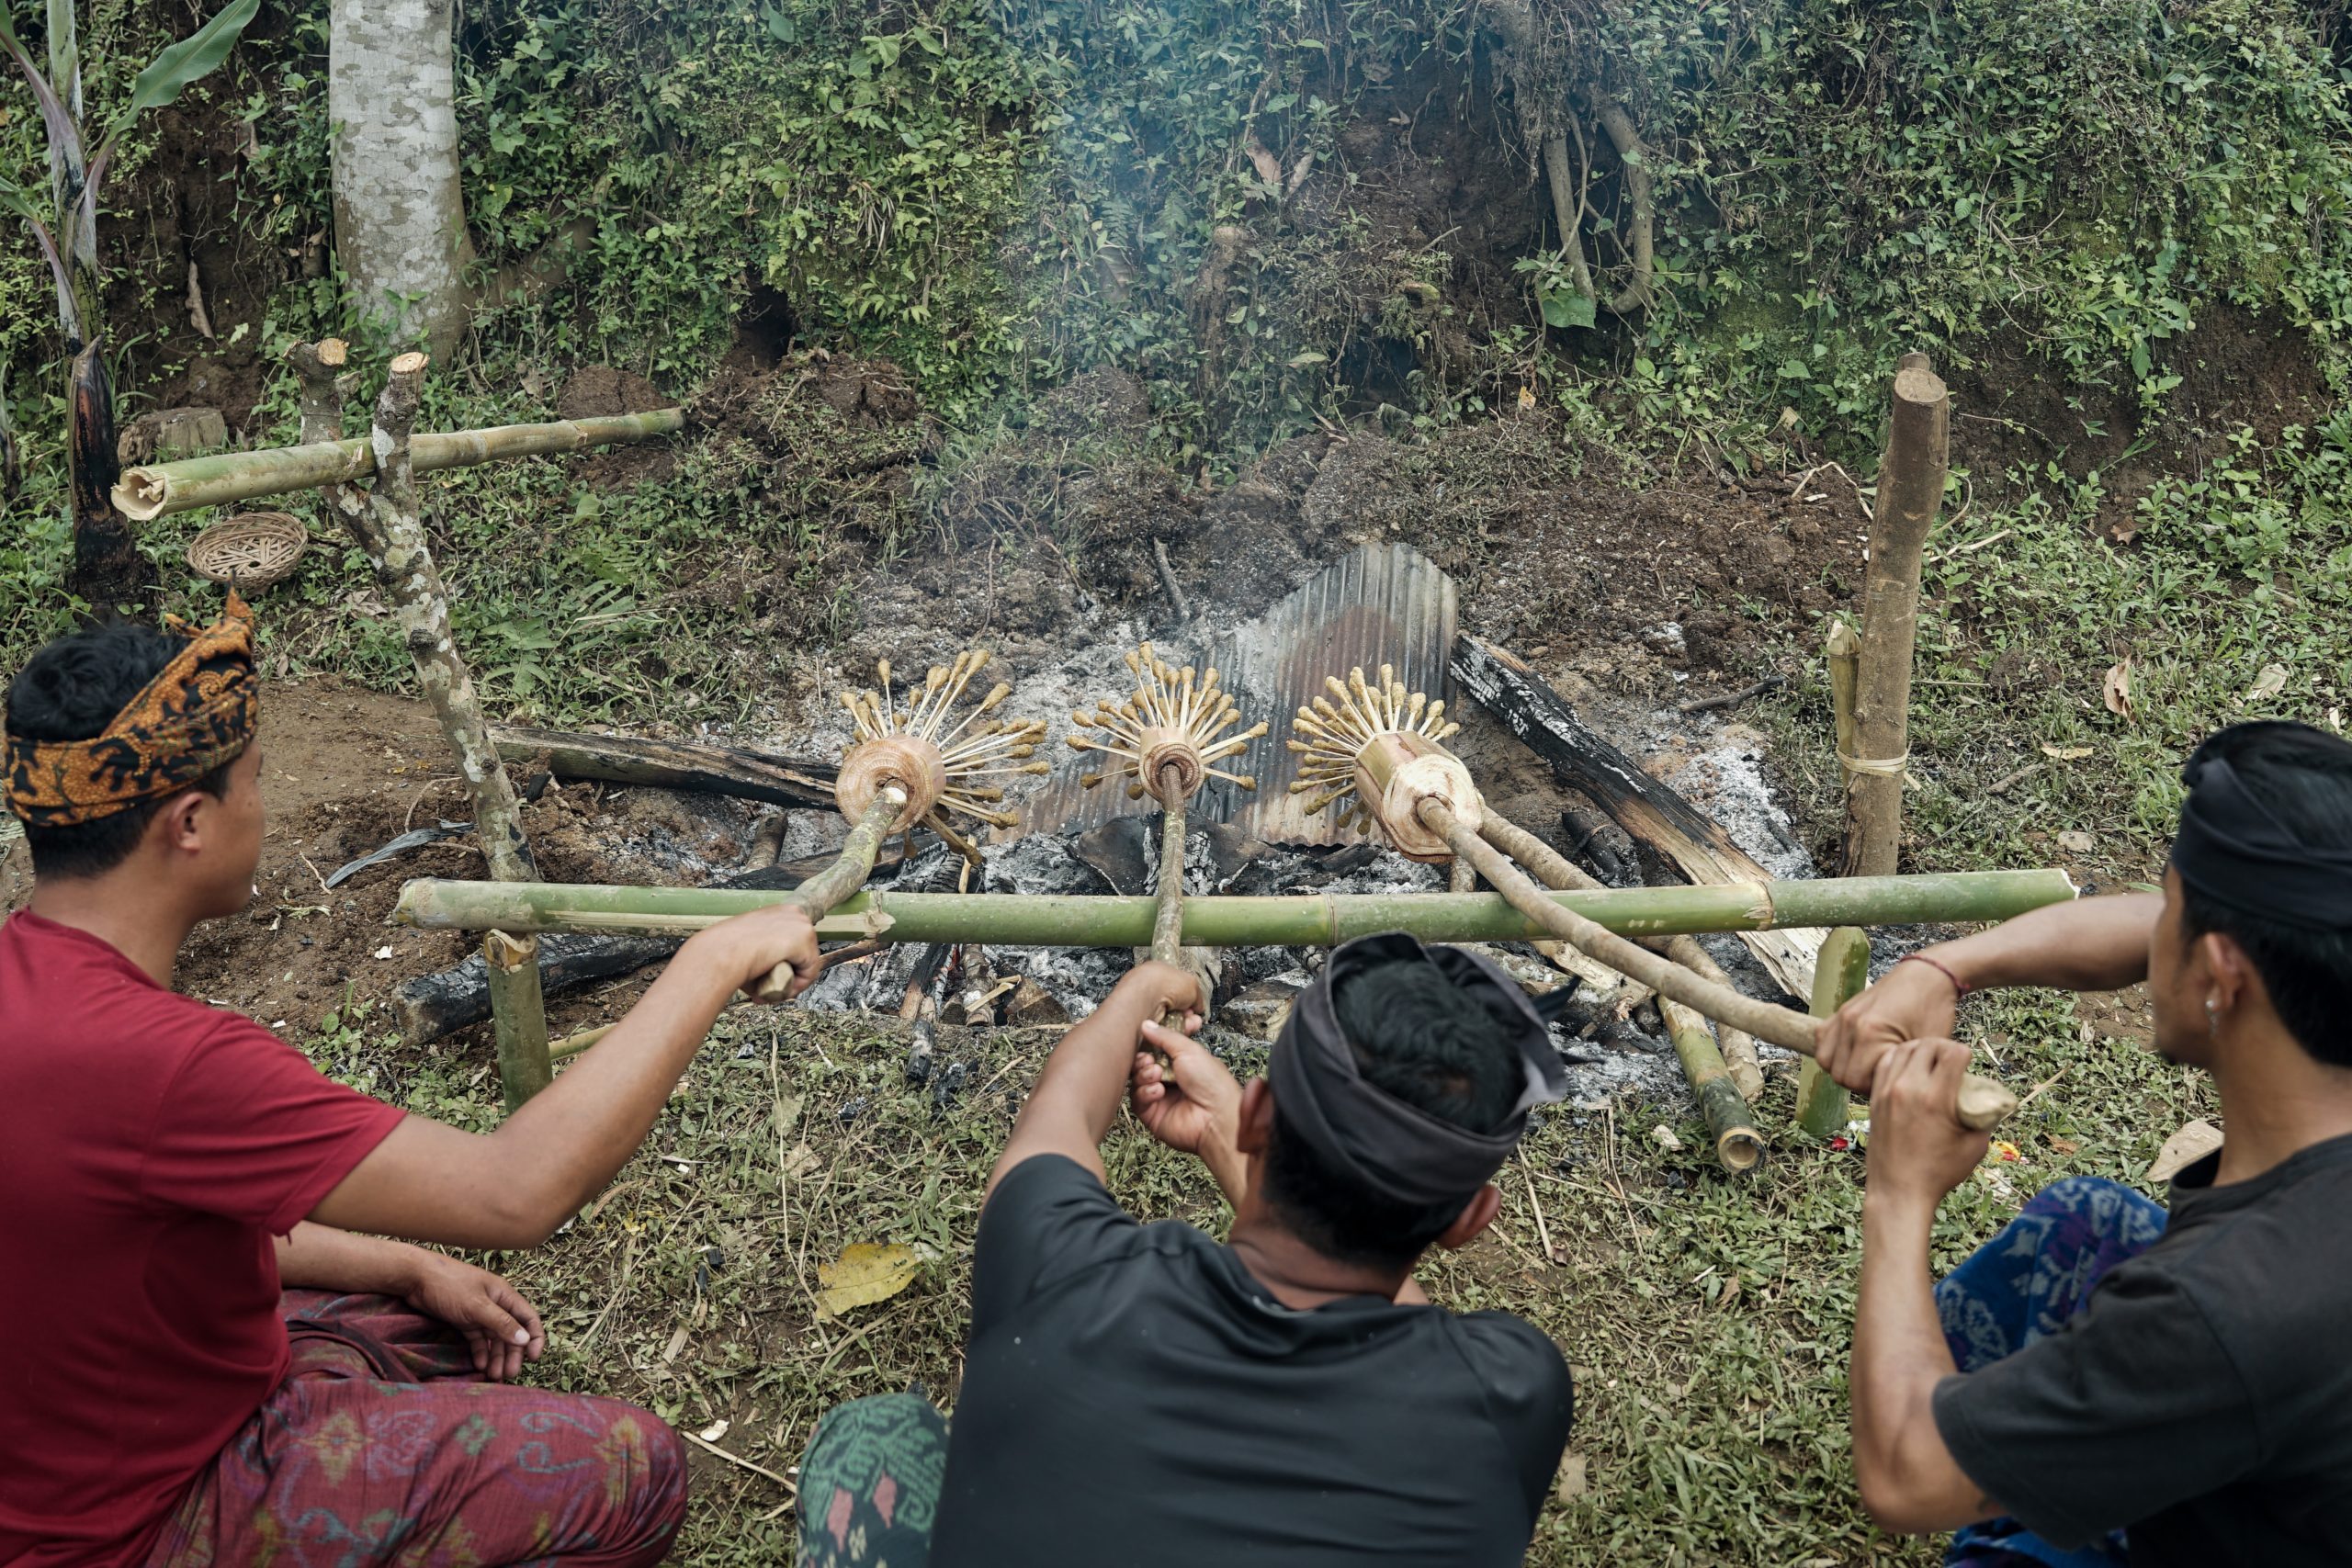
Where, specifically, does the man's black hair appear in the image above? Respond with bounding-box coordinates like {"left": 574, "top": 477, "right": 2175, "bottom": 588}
{"left": 1261, "top": 957, "right": 1527, "bottom": 1270}
{"left": 5, "top": 622, "right": 235, "bottom": 879}
{"left": 2177, "top": 722, "right": 2352, "bottom": 1067}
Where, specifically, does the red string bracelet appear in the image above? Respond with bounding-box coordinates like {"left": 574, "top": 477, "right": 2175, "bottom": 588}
{"left": 1897, "top": 953, "right": 1971, "bottom": 999}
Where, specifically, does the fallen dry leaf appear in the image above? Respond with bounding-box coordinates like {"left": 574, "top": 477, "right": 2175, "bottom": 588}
{"left": 1555, "top": 1453, "right": 1589, "bottom": 1503}
{"left": 2040, "top": 744, "right": 2093, "bottom": 761}
{"left": 2101, "top": 659, "right": 2134, "bottom": 719}
{"left": 2244, "top": 662, "right": 2289, "bottom": 705}
{"left": 816, "top": 1242, "right": 922, "bottom": 1318}
{"left": 2055, "top": 829, "right": 2096, "bottom": 855}
{"left": 2047, "top": 1136, "right": 2081, "bottom": 1156}
{"left": 1649, "top": 1124, "right": 1684, "bottom": 1153}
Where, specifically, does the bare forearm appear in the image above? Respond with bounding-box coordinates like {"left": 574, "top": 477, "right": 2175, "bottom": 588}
{"left": 1854, "top": 1194, "right": 1993, "bottom": 1531}
{"left": 989, "top": 990, "right": 1156, "bottom": 1193}
{"left": 1931, "top": 893, "right": 2159, "bottom": 994}
{"left": 275, "top": 1222, "right": 432, "bottom": 1295}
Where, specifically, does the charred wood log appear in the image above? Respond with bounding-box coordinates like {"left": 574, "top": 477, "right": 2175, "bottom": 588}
{"left": 491, "top": 727, "right": 837, "bottom": 812}
{"left": 1450, "top": 634, "right": 1823, "bottom": 999}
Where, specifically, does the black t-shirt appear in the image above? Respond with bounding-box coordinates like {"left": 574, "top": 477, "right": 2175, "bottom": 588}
{"left": 927, "top": 1154, "right": 1573, "bottom": 1567}
{"left": 1935, "top": 1133, "right": 2352, "bottom": 1565}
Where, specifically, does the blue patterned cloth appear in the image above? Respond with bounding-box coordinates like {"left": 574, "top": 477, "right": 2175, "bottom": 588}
{"left": 1936, "top": 1175, "right": 2168, "bottom": 1568}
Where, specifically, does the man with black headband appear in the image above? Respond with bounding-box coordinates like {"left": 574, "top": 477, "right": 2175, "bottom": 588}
{"left": 1814, "top": 720, "right": 2352, "bottom": 1566}
{"left": 2, "top": 606, "right": 826, "bottom": 1566}
{"left": 792, "top": 935, "right": 1573, "bottom": 1567}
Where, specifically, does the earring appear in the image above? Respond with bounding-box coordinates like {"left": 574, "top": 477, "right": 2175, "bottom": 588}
{"left": 2206, "top": 997, "right": 2222, "bottom": 1038}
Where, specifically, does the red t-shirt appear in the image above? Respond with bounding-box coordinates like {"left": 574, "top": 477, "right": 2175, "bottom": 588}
{"left": 0, "top": 910, "right": 406, "bottom": 1567}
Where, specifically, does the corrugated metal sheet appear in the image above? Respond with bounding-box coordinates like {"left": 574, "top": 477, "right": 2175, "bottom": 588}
{"left": 1015, "top": 542, "right": 1458, "bottom": 845}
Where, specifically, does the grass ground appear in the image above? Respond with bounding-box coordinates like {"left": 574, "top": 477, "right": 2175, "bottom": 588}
{"left": 311, "top": 965, "right": 2213, "bottom": 1565}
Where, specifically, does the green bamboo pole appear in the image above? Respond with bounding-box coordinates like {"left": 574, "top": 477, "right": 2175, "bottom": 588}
{"left": 111, "top": 407, "right": 685, "bottom": 521}
{"left": 1479, "top": 811, "right": 1767, "bottom": 1099}
{"left": 1658, "top": 997, "right": 1764, "bottom": 1173}
{"left": 1797, "top": 927, "right": 1871, "bottom": 1139}
{"left": 394, "top": 866, "right": 2074, "bottom": 948}
{"left": 484, "top": 930, "right": 552, "bottom": 1111}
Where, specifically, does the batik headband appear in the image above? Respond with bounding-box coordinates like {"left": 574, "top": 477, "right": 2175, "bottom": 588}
{"left": 4, "top": 594, "right": 258, "bottom": 829}
{"left": 2171, "top": 721, "right": 2352, "bottom": 930}
{"left": 1269, "top": 931, "right": 1567, "bottom": 1208}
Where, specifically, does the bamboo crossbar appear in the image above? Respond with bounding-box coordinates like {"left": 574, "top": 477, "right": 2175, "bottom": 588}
{"left": 112, "top": 408, "right": 686, "bottom": 520}
{"left": 395, "top": 867, "right": 2074, "bottom": 946}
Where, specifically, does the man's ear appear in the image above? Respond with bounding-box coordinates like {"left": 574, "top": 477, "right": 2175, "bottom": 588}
{"left": 1431, "top": 1184, "right": 1501, "bottom": 1251}
{"left": 153, "top": 789, "right": 213, "bottom": 857}
{"left": 1235, "top": 1077, "right": 1274, "bottom": 1156}
{"left": 2200, "top": 930, "right": 2258, "bottom": 1015}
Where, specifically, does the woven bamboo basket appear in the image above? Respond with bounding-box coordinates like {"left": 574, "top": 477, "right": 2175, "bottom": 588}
{"left": 187, "top": 512, "right": 309, "bottom": 590}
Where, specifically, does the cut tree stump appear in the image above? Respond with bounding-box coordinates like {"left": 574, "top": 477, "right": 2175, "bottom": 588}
{"left": 492, "top": 728, "right": 837, "bottom": 811}
{"left": 1450, "top": 634, "right": 1822, "bottom": 999}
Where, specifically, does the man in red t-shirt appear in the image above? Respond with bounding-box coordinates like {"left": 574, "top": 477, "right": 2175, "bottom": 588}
{"left": 1, "top": 600, "right": 823, "bottom": 1567}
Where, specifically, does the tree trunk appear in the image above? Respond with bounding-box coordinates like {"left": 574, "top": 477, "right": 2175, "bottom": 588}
{"left": 67, "top": 342, "right": 143, "bottom": 607}
{"left": 329, "top": 0, "right": 475, "bottom": 355}
{"left": 50, "top": 12, "right": 145, "bottom": 609}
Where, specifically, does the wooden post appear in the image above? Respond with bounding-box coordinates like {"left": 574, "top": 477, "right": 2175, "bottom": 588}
{"left": 1842, "top": 357, "right": 1948, "bottom": 876}
{"left": 1797, "top": 926, "right": 1869, "bottom": 1139}
{"left": 485, "top": 929, "right": 551, "bottom": 1111}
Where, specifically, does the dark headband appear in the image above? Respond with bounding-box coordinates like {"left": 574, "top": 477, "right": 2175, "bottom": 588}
{"left": 2171, "top": 722, "right": 2352, "bottom": 930}
{"left": 1268, "top": 931, "right": 1567, "bottom": 1208}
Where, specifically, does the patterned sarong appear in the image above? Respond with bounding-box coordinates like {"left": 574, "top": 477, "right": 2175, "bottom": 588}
{"left": 797, "top": 1393, "right": 949, "bottom": 1568}
{"left": 142, "top": 1290, "right": 686, "bottom": 1567}
{"left": 1936, "top": 1175, "right": 2168, "bottom": 1568}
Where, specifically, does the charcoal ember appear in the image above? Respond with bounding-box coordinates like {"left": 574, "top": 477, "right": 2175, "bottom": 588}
{"left": 904, "top": 1018, "right": 936, "bottom": 1085}
{"left": 930, "top": 1060, "right": 971, "bottom": 1112}
{"left": 836, "top": 1095, "right": 870, "bottom": 1126}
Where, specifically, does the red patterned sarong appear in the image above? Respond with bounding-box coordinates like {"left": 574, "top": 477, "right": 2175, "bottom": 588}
{"left": 141, "top": 1290, "right": 685, "bottom": 1567}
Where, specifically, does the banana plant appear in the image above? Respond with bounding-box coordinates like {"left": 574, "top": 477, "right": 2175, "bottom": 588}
{"left": 0, "top": 0, "right": 258, "bottom": 603}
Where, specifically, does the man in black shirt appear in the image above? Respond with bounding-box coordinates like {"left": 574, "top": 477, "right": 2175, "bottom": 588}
{"left": 1818, "top": 721, "right": 2352, "bottom": 1567}
{"left": 796, "top": 933, "right": 1574, "bottom": 1568}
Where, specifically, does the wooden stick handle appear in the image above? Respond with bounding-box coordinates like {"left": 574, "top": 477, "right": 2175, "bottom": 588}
{"left": 1152, "top": 761, "right": 1196, "bottom": 1029}
{"left": 1424, "top": 799, "right": 2018, "bottom": 1132}
{"left": 749, "top": 786, "right": 906, "bottom": 1002}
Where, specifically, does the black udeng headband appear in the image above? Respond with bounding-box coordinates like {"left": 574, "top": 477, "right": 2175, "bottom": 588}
{"left": 2171, "top": 722, "right": 2352, "bottom": 931}
{"left": 1267, "top": 932, "right": 1567, "bottom": 1209}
